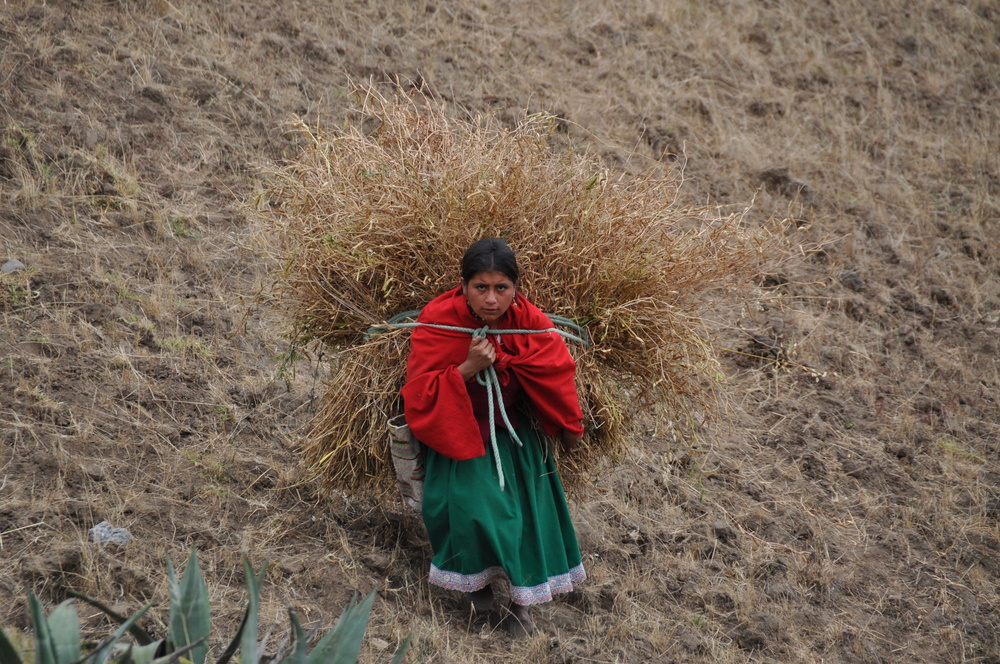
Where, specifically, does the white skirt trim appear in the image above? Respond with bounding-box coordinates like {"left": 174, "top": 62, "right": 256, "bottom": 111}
{"left": 428, "top": 562, "right": 587, "bottom": 606}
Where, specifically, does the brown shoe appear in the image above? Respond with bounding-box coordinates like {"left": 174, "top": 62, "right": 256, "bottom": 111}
{"left": 506, "top": 603, "right": 534, "bottom": 637}
{"left": 470, "top": 585, "right": 494, "bottom": 613}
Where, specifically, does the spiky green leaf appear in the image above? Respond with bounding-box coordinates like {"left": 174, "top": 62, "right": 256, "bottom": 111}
{"left": 239, "top": 557, "right": 268, "bottom": 664}
{"left": 27, "top": 592, "right": 56, "bottom": 664}
{"left": 278, "top": 609, "right": 306, "bottom": 664}
{"left": 47, "top": 601, "right": 81, "bottom": 664}
{"left": 116, "top": 640, "right": 162, "bottom": 664}
{"left": 213, "top": 604, "right": 248, "bottom": 664}
{"left": 67, "top": 591, "right": 155, "bottom": 646}
{"left": 304, "top": 591, "right": 375, "bottom": 664}
{"left": 148, "top": 637, "right": 204, "bottom": 664}
{"left": 87, "top": 602, "right": 154, "bottom": 664}
{"left": 167, "top": 549, "right": 210, "bottom": 664}
{"left": 0, "top": 627, "right": 26, "bottom": 664}
{"left": 391, "top": 634, "right": 412, "bottom": 664}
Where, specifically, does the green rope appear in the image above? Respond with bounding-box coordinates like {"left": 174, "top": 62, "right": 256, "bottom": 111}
{"left": 366, "top": 311, "right": 592, "bottom": 347}
{"left": 366, "top": 309, "right": 591, "bottom": 491}
{"left": 469, "top": 327, "right": 523, "bottom": 490}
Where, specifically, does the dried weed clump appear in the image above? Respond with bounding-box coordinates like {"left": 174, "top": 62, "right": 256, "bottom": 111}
{"left": 261, "top": 88, "right": 764, "bottom": 489}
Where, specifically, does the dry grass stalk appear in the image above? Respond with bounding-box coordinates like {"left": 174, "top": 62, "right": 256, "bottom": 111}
{"left": 260, "top": 86, "right": 765, "bottom": 489}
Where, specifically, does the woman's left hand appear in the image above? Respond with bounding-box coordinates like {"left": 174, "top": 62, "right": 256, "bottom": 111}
{"left": 561, "top": 430, "right": 583, "bottom": 453}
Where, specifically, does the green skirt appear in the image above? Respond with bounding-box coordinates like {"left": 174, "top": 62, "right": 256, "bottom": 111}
{"left": 422, "top": 419, "right": 586, "bottom": 606}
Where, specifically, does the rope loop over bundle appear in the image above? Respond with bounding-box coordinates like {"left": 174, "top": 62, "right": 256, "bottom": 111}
{"left": 366, "top": 310, "right": 591, "bottom": 490}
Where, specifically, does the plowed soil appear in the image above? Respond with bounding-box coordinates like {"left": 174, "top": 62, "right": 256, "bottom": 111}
{"left": 2, "top": 1, "right": 999, "bottom": 662}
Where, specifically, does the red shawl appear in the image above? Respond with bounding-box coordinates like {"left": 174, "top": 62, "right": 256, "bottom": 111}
{"left": 401, "top": 287, "right": 584, "bottom": 460}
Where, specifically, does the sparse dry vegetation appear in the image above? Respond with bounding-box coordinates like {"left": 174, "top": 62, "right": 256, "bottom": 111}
{"left": 2, "top": 1, "right": 998, "bottom": 663}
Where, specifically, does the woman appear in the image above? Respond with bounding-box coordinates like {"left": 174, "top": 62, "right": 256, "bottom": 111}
{"left": 401, "top": 238, "right": 586, "bottom": 636}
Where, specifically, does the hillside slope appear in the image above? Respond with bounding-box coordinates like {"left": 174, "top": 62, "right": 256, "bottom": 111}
{"left": 2, "top": 1, "right": 998, "bottom": 662}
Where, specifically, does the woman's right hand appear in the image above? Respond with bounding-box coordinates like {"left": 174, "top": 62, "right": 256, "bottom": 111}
{"left": 561, "top": 430, "right": 583, "bottom": 453}
{"left": 457, "top": 336, "right": 496, "bottom": 381}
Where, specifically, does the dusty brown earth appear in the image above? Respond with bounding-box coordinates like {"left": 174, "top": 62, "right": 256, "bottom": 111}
{"left": 2, "top": 1, "right": 999, "bottom": 662}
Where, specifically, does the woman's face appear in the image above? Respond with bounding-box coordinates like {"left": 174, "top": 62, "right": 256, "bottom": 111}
{"left": 462, "top": 270, "right": 516, "bottom": 326}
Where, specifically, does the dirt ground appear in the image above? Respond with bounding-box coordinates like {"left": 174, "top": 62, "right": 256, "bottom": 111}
{"left": 2, "top": 1, "right": 999, "bottom": 662}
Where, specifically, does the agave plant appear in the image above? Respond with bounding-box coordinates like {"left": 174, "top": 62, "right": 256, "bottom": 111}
{"left": 0, "top": 549, "right": 407, "bottom": 664}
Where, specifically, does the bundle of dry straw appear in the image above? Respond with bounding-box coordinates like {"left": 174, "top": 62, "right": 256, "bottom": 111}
{"left": 260, "top": 87, "right": 762, "bottom": 490}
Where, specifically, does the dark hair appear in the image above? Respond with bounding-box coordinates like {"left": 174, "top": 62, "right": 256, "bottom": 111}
{"left": 461, "top": 238, "right": 519, "bottom": 284}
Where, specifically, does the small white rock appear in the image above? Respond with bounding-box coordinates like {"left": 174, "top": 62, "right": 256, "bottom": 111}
{"left": 1, "top": 259, "right": 26, "bottom": 274}
{"left": 89, "top": 520, "right": 133, "bottom": 546}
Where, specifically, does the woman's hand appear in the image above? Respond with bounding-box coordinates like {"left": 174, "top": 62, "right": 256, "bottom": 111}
{"left": 561, "top": 430, "right": 583, "bottom": 453}
{"left": 457, "top": 336, "right": 496, "bottom": 381}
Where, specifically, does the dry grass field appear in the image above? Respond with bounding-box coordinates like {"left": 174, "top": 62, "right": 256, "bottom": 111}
{"left": 2, "top": 1, "right": 998, "bottom": 662}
